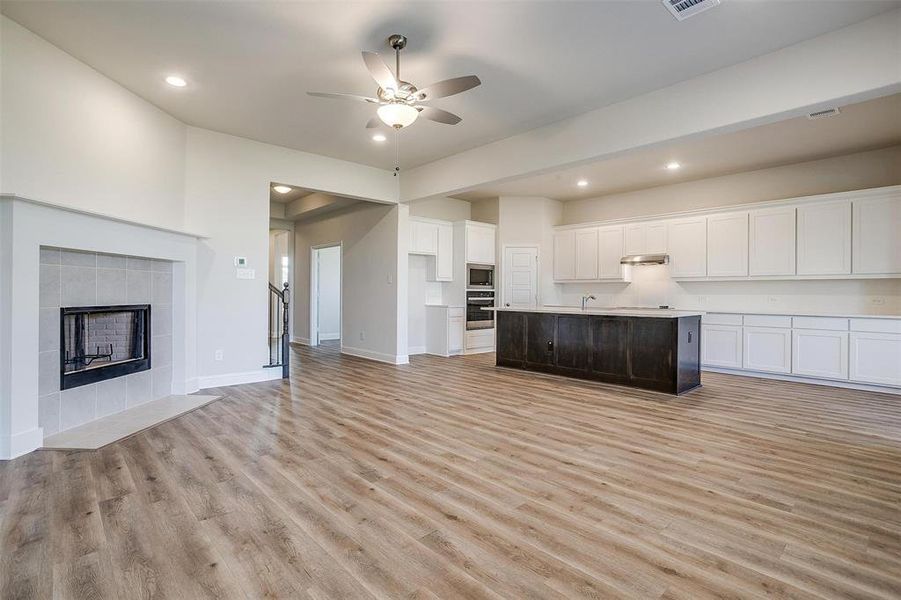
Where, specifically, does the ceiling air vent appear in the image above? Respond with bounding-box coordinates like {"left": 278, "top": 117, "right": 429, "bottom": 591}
{"left": 663, "top": 0, "right": 721, "bottom": 21}
{"left": 807, "top": 107, "right": 841, "bottom": 120}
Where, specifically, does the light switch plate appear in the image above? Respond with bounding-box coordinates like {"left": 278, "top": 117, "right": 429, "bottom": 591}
{"left": 234, "top": 256, "right": 247, "bottom": 267}
{"left": 236, "top": 268, "right": 255, "bottom": 280}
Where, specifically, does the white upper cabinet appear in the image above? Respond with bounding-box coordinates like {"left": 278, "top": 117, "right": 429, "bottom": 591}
{"left": 853, "top": 194, "right": 901, "bottom": 275}
{"left": 597, "top": 225, "right": 625, "bottom": 279}
{"left": 553, "top": 230, "right": 576, "bottom": 280}
{"left": 435, "top": 223, "right": 453, "bottom": 281}
{"left": 667, "top": 217, "right": 707, "bottom": 278}
{"left": 574, "top": 228, "right": 599, "bottom": 280}
{"left": 410, "top": 219, "right": 438, "bottom": 254}
{"left": 749, "top": 206, "right": 796, "bottom": 276}
{"left": 797, "top": 200, "right": 851, "bottom": 276}
{"left": 625, "top": 222, "right": 667, "bottom": 255}
{"left": 707, "top": 212, "right": 748, "bottom": 277}
{"left": 466, "top": 223, "right": 496, "bottom": 265}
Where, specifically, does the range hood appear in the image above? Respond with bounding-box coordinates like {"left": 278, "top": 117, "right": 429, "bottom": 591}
{"left": 620, "top": 254, "right": 670, "bottom": 266}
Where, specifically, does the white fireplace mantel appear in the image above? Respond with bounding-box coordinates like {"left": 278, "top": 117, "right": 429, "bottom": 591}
{"left": 0, "top": 195, "right": 203, "bottom": 459}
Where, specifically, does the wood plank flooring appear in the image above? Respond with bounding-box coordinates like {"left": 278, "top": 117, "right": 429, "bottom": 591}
{"left": 2, "top": 342, "right": 901, "bottom": 599}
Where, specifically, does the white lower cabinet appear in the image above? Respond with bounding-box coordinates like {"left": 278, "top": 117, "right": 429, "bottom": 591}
{"left": 465, "top": 328, "right": 495, "bottom": 353}
{"left": 792, "top": 330, "right": 849, "bottom": 380}
{"left": 743, "top": 326, "right": 792, "bottom": 374}
{"left": 701, "top": 325, "right": 743, "bottom": 368}
{"left": 849, "top": 331, "right": 901, "bottom": 386}
{"left": 425, "top": 306, "right": 465, "bottom": 357}
{"left": 448, "top": 314, "right": 464, "bottom": 354}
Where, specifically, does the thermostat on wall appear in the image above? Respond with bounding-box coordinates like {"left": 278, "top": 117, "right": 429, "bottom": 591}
{"left": 234, "top": 256, "right": 247, "bottom": 267}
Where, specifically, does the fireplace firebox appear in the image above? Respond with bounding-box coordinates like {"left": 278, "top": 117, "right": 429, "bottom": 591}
{"left": 60, "top": 305, "right": 151, "bottom": 390}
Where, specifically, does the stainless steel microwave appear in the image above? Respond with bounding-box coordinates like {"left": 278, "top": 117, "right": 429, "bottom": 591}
{"left": 467, "top": 264, "right": 494, "bottom": 288}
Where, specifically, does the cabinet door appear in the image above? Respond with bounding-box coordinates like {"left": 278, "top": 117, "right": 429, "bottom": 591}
{"left": 553, "top": 230, "right": 576, "bottom": 280}
{"left": 624, "top": 224, "right": 646, "bottom": 255}
{"left": 436, "top": 223, "right": 453, "bottom": 281}
{"left": 447, "top": 316, "right": 464, "bottom": 353}
{"left": 574, "top": 228, "right": 599, "bottom": 280}
{"left": 749, "top": 207, "right": 796, "bottom": 276}
{"left": 467, "top": 225, "right": 496, "bottom": 265}
{"left": 849, "top": 332, "right": 901, "bottom": 386}
{"left": 411, "top": 220, "right": 438, "bottom": 254}
{"left": 853, "top": 195, "right": 901, "bottom": 275}
{"left": 590, "top": 316, "right": 629, "bottom": 379}
{"left": 646, "top": 223, "right": 668, "bottom": 254}
{"left": 555, "top": 315, "right": 590, "bottom": 372}
{"left": 597, "top": 226, "right": 625, "bottom": 279}
{"left": 668, "top": 217, "right": 707, "bottom": 278}
{"left": 743, "top": 327, "right": 792, "bottom": 374}
{"left": 701, "top": 325, "right": 743, "bottom": 368}
{"left": 707, "top": 212, "right": 748, "bottom": 277}
{"left": 792, "top": 329, "right": 848, "bottom": 380}
{"left": 797, "top": 200, "right": 851, "bottom": 275}
{"left": 525, "top": 313, "right": 556, "bottom": 366}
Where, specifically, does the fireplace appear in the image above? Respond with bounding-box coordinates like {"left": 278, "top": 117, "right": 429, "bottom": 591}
{"left": 60, "top": 305, "right": 151, "bottom": 390}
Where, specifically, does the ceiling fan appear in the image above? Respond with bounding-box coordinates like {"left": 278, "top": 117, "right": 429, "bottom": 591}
{"left": 307, "top": 34, "right": 481, "bottom": 130}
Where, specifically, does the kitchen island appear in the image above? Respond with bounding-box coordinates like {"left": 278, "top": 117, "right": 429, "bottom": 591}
{"left": 489, "top": 306, "right": 703, "bottom": 395}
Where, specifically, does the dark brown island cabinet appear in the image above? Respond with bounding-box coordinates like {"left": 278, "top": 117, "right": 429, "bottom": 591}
{"left": 492, "top": 308, "right": 703, "bottom": 395}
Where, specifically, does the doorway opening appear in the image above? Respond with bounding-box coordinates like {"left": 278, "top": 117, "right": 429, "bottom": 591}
{"left": 310, "top": 244, "right": 342, "bottom": 347}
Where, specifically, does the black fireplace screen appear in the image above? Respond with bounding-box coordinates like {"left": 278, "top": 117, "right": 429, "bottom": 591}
{"left": 60, "top": 304, "right": 151, "bottom": 390}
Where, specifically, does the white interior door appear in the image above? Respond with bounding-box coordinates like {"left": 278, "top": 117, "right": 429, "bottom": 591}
{"left": 503, "top": 246, "right": 538, "bottom": 309}
{"left": 310, "top": 244, "right": 341, "bottom": 347}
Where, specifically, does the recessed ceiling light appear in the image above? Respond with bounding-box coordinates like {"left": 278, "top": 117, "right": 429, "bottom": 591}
{"left": 576, "top": 179, "right": 589, "bottom": 188}
{"left": 665, "top": 161, "right": 681, "bottom": 171}
{"left": 272, "top": 185, "right": 292, "bottom": 194}
{"left": 165, "top": 75, "right": 187, "bottom": 87}
{"left": 372, "top": 133, "right": 387, "bottom": 142}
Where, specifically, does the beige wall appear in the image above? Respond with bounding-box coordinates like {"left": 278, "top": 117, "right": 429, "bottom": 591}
{"left": 408, "top": 196, "right": 471, "bottom": 221}
{"left": 497, "top": 196, "right": 562, "bottom": 307}
{"left": 562, "top": 145, "right": 901, "bottom": 224}
{"left": 470, "top": 198, "right": 499, "bottom": 224}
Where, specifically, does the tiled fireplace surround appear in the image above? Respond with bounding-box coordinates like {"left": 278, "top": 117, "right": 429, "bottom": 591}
{"left": 0, "top": 196, "right": 201, "bottom": 459}
{"left": 38, "top": 248, "right": 175, "bottom": 435}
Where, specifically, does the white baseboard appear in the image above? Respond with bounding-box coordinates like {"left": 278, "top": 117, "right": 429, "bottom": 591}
{"left": 198, "top": 367, "right": 283, "bottom": 390}
{"left": 0, "top": 427, "right": 44, "bottom": 461}
{"left": 319, "top": 332, "right": 340, "bottom": 341}
{"left": 408, "top": 345, "right": 427, "bottom": 356}
{"left": 341, "top": 345, "right": 409, "bottom": 365}
{"left": 291, "top": 337, "right": 310, "bottom": 346}
{"left": 465, "top": 347, "right": 495, "bottom": 355}
{"left": 702, "top": 367, "right": 901, "bottom": 395}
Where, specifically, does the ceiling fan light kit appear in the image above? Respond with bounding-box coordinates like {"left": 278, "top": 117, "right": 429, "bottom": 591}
{"left": 377, "top": 103, "right": 419, "bottom": 129}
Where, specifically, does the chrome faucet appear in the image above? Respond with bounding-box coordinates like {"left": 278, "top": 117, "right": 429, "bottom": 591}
{"left": 581, "top": 294, "right": 596, "bottom": 310}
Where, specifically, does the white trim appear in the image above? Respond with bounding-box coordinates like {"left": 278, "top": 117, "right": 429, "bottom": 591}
{"left": 408, "top": 345, "right": 427, "bottom": 355}
{"left": 197, "top": 367, "right": 282, "bottom": 390}
{"left": 464, "top": 347, "right": 495, "bottom": 355}
{"left": 291, "top": 337, "right": 310, "bottom": 346}
{"left": 310, "top": 242, "right": 342, "bottom": 347}
{"left": 702, "top": 367, "right": 900, "bottom": 395}
{"left": 341, "top": 345, "right": 409, "bottom": 365}
{"left": 0, "top": 427, "right": 44, "bottom": 461}
{"left": 553, "top": 185, "right": 901, "bottom": 231}
{"left": 319, "top": 332, "right": 340, "bottom": 341}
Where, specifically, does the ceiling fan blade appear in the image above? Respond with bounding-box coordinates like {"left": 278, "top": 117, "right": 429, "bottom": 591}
{"left": 365, "top": 117, "right": 382, "bottom": 129}
{"left": 415, "top": 75, "right": 481, "bottom": 101}
{"left": 417, "top": 106, "right": 462, "bottom": 125}
{"left": 307, "top": 91, "right": 380, "bottom": 103}
{"left": 362, "top": 51, "right": 398, "bottom": 92}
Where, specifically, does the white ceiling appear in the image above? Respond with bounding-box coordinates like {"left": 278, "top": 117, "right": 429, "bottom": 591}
{"left": 3, "top": 1, "right": 898, "bottom": 171}
{"left": 455, "top": 93, "right": 901, "bottom": 201}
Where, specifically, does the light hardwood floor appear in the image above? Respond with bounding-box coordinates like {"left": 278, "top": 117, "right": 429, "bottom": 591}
{"left": 2, "top": 343, "right": 901, "bottom": 599}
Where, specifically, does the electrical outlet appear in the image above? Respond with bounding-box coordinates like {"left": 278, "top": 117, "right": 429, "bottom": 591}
{"left": 359, "top": 330, "right": 366, "bottom": 341}
{"left": 215, "top": 349, "right": 223, "bottom": 361}
{"left": 870, "top": 297, "right": 886, "bottom": 306}
{"left": 767, "top": 296, "right": 779, "bottom": 304}
{"left": 697, "top": 295, "right": 708, "bottom": 305}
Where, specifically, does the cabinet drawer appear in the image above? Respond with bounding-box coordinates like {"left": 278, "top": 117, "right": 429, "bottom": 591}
{"left": 792, "top": 317, "right": 848, "bottom": 331}
{"left": 850, "top": 319, "right": 901, "bottom": 334}
{"left": 448, "top": 307, "right": 465, "bottom": 319}
{"left": 703, "top": 313, "right": 743, "bottom": 326}
{"left": 466, "top": 328, "right": 495, "bottom": 349}
{"left": 743, "top": 315, "right": 792, "bottom": 328}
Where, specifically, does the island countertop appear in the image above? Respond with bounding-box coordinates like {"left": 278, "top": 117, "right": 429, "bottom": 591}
{"left": 485, "top": 306, "right": 705, "bottom": 318}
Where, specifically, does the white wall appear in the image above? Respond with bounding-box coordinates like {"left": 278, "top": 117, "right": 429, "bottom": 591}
{"left": 293, "top": 203, "right": 405, "bottom": 363}
{"left": 316, "top": 246, "right": 341, "bottom": 340}
{"left": 0, "top": 16, "right": 187, "bottom": 230}
{"left": 563, "top": 145, "right": 901, "bottom": 224}
{"left": 496, "top": 196, "right": 563, "bottom": 307}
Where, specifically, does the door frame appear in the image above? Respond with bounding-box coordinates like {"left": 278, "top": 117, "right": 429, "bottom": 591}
{"left": 310, "top": 242, "right": 343, "bottom": 347}
{"left": 501, "top": 244, "right": 540, "bottom": 309}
